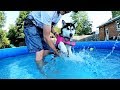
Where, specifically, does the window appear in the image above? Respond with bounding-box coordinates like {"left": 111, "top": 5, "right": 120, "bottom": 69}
{"left": 116, "top": 19, "right": 120, "bottom": 31}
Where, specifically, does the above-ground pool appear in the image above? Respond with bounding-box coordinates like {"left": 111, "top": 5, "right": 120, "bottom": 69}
{"left": 0, "top": 41, "right": 120, "bottom": 79}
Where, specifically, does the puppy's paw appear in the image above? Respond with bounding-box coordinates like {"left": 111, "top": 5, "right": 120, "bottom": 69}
{"left": 60, "top": 51, "right": 68, "bottom": 57}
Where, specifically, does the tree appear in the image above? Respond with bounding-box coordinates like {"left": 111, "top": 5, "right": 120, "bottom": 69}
{"left": 50, "top": 26, "right": 61, "bottom": 38}
{"left": 71, "top": 11, "right": 92, "bottom": 35}
{"left": 7, "top": 24, "right": 17, "bottom": 45}
{"left": 0, "top": 11, "right": 6, "bottom": 28}
{"left": 7, "top": 11, "right": 30, "bottom": 47}
{"left": 0, "top": 29, "right": 10, "bottom": 48}
{"left": 15, "top": 11, "right": 30, "bottom": 39}
{"left": 0, "top": 11, "right": 9, "bottom": 49}
{"left": 112, "top": 11, "right": 120, "bottom": 18}
{"left": 53, "top": 26, "right": 61, "bottom": 33}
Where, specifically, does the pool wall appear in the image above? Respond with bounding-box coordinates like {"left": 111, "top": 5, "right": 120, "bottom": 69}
{"left": 0, "top": 41, "right": 120, "bottom": 59}
{"left": 0, "top": 46, "right": 29, "bottom": 59}
{"left": 74, "top": 41, "right": 120, "bottom": 50}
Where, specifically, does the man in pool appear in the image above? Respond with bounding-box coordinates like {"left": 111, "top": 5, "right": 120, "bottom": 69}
{"left": 23, "top": 11, "right": 71, "bottom": 71}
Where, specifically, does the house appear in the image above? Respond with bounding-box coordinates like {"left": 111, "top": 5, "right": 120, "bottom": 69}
{"left": 97, "top": 15, "right": 120, "bottom": 41}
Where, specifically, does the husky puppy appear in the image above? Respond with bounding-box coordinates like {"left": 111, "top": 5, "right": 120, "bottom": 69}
{"left": 55, "top": 20, "right": 76, "bottom": 57}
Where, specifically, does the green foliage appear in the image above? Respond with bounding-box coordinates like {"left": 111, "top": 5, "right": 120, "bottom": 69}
{"left": 7, "top": 11, "right": 30, "bottom": 47}
{"left": 7, "top": 24, "right": 17, "bottom": 45}
{"left": 112, "top": 11, "right": 120, "bottom": 18}
{"left": 54, "top": 26, "right": 61, "bottom": 33}
{"left": 0, "top": 29, "right": 10, "bottom": 49}
{"left": 50, "top": 26, "right": 61, "bottom": 38}
{"left": 0, "top": 11, "right": 6, "bottom": 28}
{"left": 71, "top": 11, "right": 92, "bottom": 35}
{"left": 0, "top": 11, "right": 9, "bottom": 48}
{"left": 15, "top": 11, "right": 30, "bottom": 39}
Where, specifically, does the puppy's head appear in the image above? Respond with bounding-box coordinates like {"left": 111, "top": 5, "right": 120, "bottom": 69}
{"left": 61, "top": 20, "right": 76, "bottom": 39}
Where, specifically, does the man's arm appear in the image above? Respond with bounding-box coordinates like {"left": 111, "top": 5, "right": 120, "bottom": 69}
{"left": 43, "top": 24, "right": 59, "bottom": 56}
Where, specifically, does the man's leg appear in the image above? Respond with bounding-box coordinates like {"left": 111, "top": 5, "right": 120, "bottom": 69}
{"left": 36, "top": 50, "right": 50, "bottom": 69}
{"left": 43, "top": 50, "right": 50, "bottom": 56}
{"left": 23, "top": 23, "right": 47, "bottom": 74}
{"left": 36, "top": 50, "right": 48, "bottom": 77}
{"left": 36, "top": 50, "right": 44, "bottom": 70}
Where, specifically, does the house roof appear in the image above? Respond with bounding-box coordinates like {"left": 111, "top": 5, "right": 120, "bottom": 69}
{"left": 97, "top": 15, "right": 120, "bottom": 28}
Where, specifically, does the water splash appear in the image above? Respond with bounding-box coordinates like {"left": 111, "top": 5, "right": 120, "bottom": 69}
{"left": 100, "top": 33, "right": 120, "bottom": 63}
{"left": 41, "top": 47, "right": 120, "bottom": 79}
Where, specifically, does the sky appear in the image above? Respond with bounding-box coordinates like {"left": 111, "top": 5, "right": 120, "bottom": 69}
{"left": 3, "top": 11, "right": 19, "bottom": 31}
{"left": 2, "top": 11, "right": 112, "bottom": 34}
{"left": 86, "top": 11, "right": 112, "bottom": 34}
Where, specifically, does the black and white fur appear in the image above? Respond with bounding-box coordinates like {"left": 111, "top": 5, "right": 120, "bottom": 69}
{"left": 57, "top": 20, "right": 76, "bottom": 57}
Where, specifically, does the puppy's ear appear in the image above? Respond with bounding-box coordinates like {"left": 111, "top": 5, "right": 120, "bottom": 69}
{"left": 73, "top": 21, "right": 77, "bottom": 28}
{"left": 62, "top": 20, "right": 66, "bottom": 26}
{"left": 73, "top": 21, "right": 77, "bottom": 25}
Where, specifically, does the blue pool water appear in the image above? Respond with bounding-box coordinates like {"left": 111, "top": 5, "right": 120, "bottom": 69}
{"left": 0, "top": 48, "right": 120, "bottom": 79}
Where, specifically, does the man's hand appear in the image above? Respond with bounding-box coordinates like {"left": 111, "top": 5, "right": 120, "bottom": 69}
{"left": 54, "top": 49, "right": 60, "bottom": 57}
